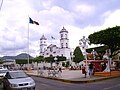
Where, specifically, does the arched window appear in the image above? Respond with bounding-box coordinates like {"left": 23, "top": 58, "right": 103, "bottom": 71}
{"left": 61, "top": 34, "right": 63, "bottom": 38}
{"left": 61, "top": 43, "right": 63, "bottom": 48}
{"left": 65, "top": 34, "right": 67, "bottom": 38}
{"left": 50, "top": 47, "right": 53, "bottom": 52}
{"left": 66, "top": 43, "right": 68, "bottom": 48}
{"left": 40, "top": 41, "right": 42, "bottom": 44}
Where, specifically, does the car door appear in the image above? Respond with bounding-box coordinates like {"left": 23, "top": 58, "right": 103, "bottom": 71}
{"left": 3, "top": 72, "right": 11, "bottom": 90}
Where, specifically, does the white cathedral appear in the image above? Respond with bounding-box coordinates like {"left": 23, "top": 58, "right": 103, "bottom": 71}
{"left": 39, "top": 27, "right": 72, "bottom": 61}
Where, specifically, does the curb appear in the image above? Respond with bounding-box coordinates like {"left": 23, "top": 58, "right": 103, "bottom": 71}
{"left": 27, "top": 74, "right": 120, "bottom": 83}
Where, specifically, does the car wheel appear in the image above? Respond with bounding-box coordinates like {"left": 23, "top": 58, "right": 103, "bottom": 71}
{"left": 3, "top": 84, "right": 7, "bottom": 90}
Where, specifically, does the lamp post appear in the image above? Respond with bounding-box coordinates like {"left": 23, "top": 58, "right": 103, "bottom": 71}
{"left": 71, "top": 54, "right": 75, "bottom": 67}
{"left": 79, "top": 36, "right": 89, "bottom": 76}
{"left": 91, "top": 49, "right": 96, "bottom": 60}
{"left": 54, "top": 57, "right": 58, "bottom": 66}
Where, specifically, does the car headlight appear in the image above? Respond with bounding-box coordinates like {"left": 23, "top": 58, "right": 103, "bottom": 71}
{"left": 30, "top": 81, "right": 35, "bottom": 85}
{"left": 10, "top": 84, "right": 18, "bottom": 87}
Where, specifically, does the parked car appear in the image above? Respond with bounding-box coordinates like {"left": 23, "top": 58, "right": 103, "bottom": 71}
{"left": 0, "top": 67, "right": 9, "bottom": 78}
{"left": 3, "top": 70, "right": 35, "bottom": 90}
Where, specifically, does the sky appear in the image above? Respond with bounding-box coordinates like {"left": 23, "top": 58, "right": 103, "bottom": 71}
{"left": 0, "top": 0, "right": 120, "bottom": 57}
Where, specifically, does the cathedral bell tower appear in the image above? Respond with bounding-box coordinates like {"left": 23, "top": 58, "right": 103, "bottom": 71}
{"left": 40, "top": 35, "right": 47, "bottom": 56}
{"left": 59, "top": 27, "right": 71, "bottom": 59}
{"left": 60, "top": 27, "right": 69, "bottom": 49}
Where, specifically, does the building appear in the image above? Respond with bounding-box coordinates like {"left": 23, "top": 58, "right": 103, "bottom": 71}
{"left": 39, "top": 27, "right": 72, "bottom": 60}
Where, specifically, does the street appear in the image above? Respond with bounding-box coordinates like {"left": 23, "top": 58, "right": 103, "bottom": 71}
{"left": 32, "top": 76, "right": 120, "bottom": 90}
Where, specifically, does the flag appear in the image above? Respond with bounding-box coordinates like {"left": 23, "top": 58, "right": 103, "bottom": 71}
{"left": 29, "top": 17, "right": 39, "bottom": 25}
{"left": 51, "top": 36, "right": 55, "bottom": 39}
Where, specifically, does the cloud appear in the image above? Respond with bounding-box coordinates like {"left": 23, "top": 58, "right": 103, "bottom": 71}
{"left": 73, "top": 4, "right": 95, "bottom": 15}
{"left": 0, "top": 0, "right": 120, "bottom": 57}
{"left": 67, "top": 9, "right": 120, "bottom": 49}
{"left": 102, "top": 9, "right": 120, "bottom": 28}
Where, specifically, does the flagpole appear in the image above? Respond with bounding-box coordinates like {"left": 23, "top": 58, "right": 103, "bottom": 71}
{"left": 0, "top": 0, "right": 3, "bottom": 11}
{"left": 27, "top": 16, "right": 30, "bottom": 70}
{"left": 27, "top": 16, "right": 39, "bottom": 70}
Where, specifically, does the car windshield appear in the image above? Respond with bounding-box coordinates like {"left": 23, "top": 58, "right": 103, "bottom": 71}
{"left": 9, "top": 71, "right": 28, "bottom": 79}
{"left": 0, "top": 70, "right": 8, "bottom": 73}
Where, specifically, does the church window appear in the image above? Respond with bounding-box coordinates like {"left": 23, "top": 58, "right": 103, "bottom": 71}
{"left": 40, "top": 48, "right": 42, "bottom": 52}
{"left": 44, "top": 48, "right": 46, "bottom": 51}
{"left": 40, "top": 41, "right": 42, "bottom": 44}
{"left": 65, "top": 34, "right": 67, "bottom": 38}
{"left": 61, "top": 43, "right": 63, "bottom": 48}
{"left": 61, "top": 34, "right": 63, "bottom": 38}
{"left": 53, "top": 52, "right": 56, "bottom": 54}
{"left": 50, "top": 47, "right": 53, "bottom": 52}
{"left": 66, "top": 43, "right": 68, "bottom": 48}
{"left": 50, "top": 54, "right": 53, "bottom": 57}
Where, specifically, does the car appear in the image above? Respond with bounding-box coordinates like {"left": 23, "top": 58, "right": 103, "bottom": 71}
{"left": 0, "top": 67, "right": 9, "bottom": 78}
{"left": 3, "top": 70, "right": 35, "bottom": 90}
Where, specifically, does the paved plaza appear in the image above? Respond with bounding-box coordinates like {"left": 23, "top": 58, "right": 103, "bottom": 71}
{"left": 25, "top": 69, "right": 120, "bottom": 83}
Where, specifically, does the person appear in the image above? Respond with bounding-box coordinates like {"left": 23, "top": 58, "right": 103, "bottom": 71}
{"left": 116, "top": 62, "right": 119, "bottom": 71}
{"left": 38, "top": 68, "right": 44, "bottom": 76}
{"left": 81, "top": 64, "right": 86, "bottom": 78}
{"left": 58, "top": 67, "right": 62, "bottom": 77}
{"left": 89, "top": 63, "right": 94, "bottom": 77}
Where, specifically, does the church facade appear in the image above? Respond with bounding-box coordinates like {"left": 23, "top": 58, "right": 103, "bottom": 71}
{"left": 39, "top": 27, "right": 72, "bottom": 60}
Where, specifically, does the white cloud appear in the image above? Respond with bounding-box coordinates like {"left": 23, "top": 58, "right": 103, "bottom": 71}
{"left": 74, "top": 4, "right": 95, "bottom": 14}
{"left": 0, "top": 0, "right": 120, "bottom": 57}
{"left": 71, "top": 4, "right": 95, "bottom": 20}
{"left": 66, "top": 25, "right": 100, "bottom": 49}
{"left": 102, "top": 9, "right": 120, "bottom": 28}
{"left": 66, "top": 9, "right": 120, "bottom": 49}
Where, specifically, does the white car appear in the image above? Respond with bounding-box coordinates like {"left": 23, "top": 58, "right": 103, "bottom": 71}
{"left": 0, "top": 67, "right": 9, "bottom": 78}
{"left": 3, "top": 70, "right": 35, "bottom": 90}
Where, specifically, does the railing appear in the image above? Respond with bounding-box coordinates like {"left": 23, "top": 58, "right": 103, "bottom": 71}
{"left": 37, "top": 69, "right": 62, "bottom": 78}
{"left": 38, "top": 70, "right": 44, "bottom": 76}
{"left": 48, "top": 70, "right": 62, "bottom": 78}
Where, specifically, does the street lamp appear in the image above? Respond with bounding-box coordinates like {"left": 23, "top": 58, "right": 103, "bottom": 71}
{"left": 91, "top": 49, "right": 96, "bottom": 60}
{"left": 79, "top": 36, "right": 90, "bottom": 76}
{"left": 71, "top": 54, "right": 75, "bottom": 67}
{"left": 54, "top": 57, "right": 58, "bottom": 66}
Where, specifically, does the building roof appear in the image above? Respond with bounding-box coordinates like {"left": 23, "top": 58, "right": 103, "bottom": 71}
{"left": 59, "top": 27, "right": 68, "bottom": 33}
{"left": 47, "top": 44, "right": 58, "bottom": 48}
{"left": 40, "top": 35, "right": 47, "bottom": 40}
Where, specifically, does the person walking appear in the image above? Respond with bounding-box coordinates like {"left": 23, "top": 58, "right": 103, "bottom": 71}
{"left": 89, "top": 63, "right": 94, "bottom": 77}
{"left": 81, "top": 64, "right": 86, "bottom": 78}
{"left": 58, "top": 67, "right": 62, "bottom": 78}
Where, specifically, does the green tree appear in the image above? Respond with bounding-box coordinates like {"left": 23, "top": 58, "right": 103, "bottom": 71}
{"left": 16, "top": 59, "right": 29, "bottom": 64}
{"left": 16, "top": 59, "right": 30, "bottom": 69}
{"left": 45, "top": 56, "right": 66, "bottom": 67}
{"left": 65, "top": 61, "right": 70, "bottom": 67}
{"left": 45, "top": 56, "right": 54, "bottom": 67}
{"left": 0, "top": 59, "right": 3, "bottom": 64}
{"left": 62, "top": 62, "right": 66, "bottom": 67}
{"left": 88, "top": 26, "right": 120, "bottom": 58}
{"left": 32, "top": 56, "right": 44, "bottom": 63}
{"left": 56, "top": 56, "right": 66, "bottom": 62}
{"left": 73, "top": 46, "right": 85, "bottom": 63}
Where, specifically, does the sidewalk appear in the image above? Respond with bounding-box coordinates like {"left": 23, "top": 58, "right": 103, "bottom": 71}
{"left": 25, "top": 70, "right": 120, "bottom": 83}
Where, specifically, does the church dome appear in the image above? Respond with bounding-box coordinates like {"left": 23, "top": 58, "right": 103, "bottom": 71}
{"left": 40, "top": 35, "right": 47, "bottom": 40}
{"left": 59, "top": 27, "right": 68, "bottom": 33}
